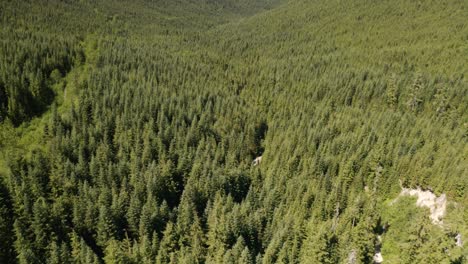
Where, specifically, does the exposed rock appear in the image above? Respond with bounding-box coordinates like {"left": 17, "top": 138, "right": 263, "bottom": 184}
{"left": 373, "top": 235, "right": 383, "bottom": 263}
{"left": 373, "top": 252, "right": 383, "bottom": 263}
{"left": 455, "top": 233, "right": 462, "bottom": 247}
{"left": 252, "top": 156, "right": 262, "bottom": 166}
{"left": 347, "top": 249, "right": 357, "bottom": 264}
{"left": 398, "top": 187, "right": 447, "bottom": 225}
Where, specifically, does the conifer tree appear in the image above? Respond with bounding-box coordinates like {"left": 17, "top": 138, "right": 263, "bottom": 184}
{"left": 407, "top": 73, "right": 423, "bottom": 113}
{"left": 386, "top": 74, "right": 398, "bottom": 109}
{"left": 0, "top": 181, "right": 15, "bottom": 263}
{"left": 433, "top": 85, "right": 449, "bottom": 116}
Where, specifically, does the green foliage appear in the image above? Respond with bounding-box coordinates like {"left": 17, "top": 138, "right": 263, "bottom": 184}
{"left": 0, "top": 27, "right": 77, "bottom": 125}
{"left": 380, "top": 197, "right": 464, "bottom": 263}
{"left": 0, "top": 0, "right": 466, "bottom": 263}
{"left": 0, "top": 178, "right": 15, "bottom": 262}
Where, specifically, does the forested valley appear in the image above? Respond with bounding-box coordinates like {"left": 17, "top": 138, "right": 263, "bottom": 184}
{"left": 0, "top": 0, "right": 467, "bottom": 263}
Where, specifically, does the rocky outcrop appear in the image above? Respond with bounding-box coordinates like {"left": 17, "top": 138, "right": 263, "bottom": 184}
{"left": 252, "top": 156, "right": 262, "bottom": 166}
{"left": 373, "top": 252, "right": 383, "bottom": 264}
{"left": 347, "top": 249, "right": 357, "bottom": 264}
{"left": 397, "top": 187, "right": 447, "bottom": 225}
{"left": 455, "top": 233, "right": 463, "bottom": 247}
{"left": 373, "top": 235, "right": 383, "bottom": 263}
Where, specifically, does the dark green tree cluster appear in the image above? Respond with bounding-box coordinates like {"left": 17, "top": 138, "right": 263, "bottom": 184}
{"left": 0, "top": 28, "right": 79, "bottom": 124}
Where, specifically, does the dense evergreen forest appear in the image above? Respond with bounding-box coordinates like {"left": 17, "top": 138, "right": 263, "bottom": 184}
{"left": 0, "top": 0, "right": 466, "bottom": 263}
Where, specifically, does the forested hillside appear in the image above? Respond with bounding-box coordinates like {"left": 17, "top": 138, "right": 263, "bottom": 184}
{"left": 0, "top": 0, "right": 466, "bottom": 263}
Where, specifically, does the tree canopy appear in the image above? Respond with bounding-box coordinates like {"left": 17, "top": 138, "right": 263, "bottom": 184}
{"left": 0, "top": 0, "right": 466, "bottom": 263}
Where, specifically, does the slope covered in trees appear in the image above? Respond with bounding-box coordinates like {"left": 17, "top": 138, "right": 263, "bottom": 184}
{"left": 0, "top": 0, "right": 466, "bottom": 263}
